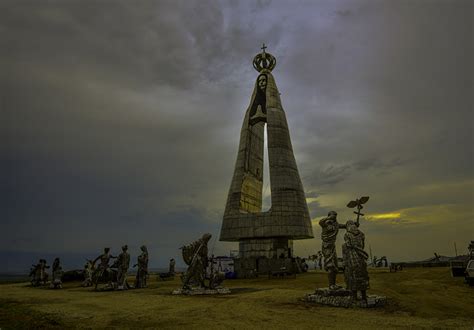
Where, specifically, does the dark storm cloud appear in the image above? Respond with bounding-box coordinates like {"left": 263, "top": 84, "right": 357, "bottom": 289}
{"left": 303, "top": 157, "right": 405, "bottom": 189}
{"left": 309, "top": 164, "right": 352, "bottom": 186}
{"left": 307, "top": 200, "right": 332, "bottom": 220}
{"left": 1, "top": 0, "right": 472, "bottom": 271}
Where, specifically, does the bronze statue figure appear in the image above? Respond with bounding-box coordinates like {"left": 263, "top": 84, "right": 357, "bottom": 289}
{"left": 342, "top": 220, "right": 370, "bottom": 303}
{"left": 319, "top": 211, "right": 346, "bottom": 289}
{"left": 92, "top": 247, "right": 116, "bottom": 290}
{"left": 30, "top": 259, "right": 49, "bottom": 287}
{"left": 50, "top": 257, "right": 63, "bottom": 289}
{"left": 134, "top": 245, "right": 149, "bottom": 288}
{"left": 117, "top": 245, "right": 130, "bottom": 290}
{"left": 82, "top": 259, "right": 94, "bottom": 287}
{"left": 181, "top": 233, "right": 212, "bottom": 289}
{"left": 169, "top": 258, "right": 176, "bottom": 275}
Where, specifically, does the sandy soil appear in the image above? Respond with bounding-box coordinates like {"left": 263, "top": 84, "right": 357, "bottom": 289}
{"left": 1, "top": 268, "right": 473, "bottom": 329}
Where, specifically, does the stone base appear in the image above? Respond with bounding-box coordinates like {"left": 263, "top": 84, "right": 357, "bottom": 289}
{"left": 305, "top": 287, "right": 386, "bottom": 308}
{"left": 233, "top": 257, "right": 299, "bottom": 278}
{"left": 172, "top": 287, "right": 231, "bottom": 295}
{"left": 95, "top": 285, "right": 115, "bottom": 292}
{"left": 239, "top": 238, "right": 293, "bottom": 259}
{"left": 314, "top": 287, "right": 352, "bottom": 297}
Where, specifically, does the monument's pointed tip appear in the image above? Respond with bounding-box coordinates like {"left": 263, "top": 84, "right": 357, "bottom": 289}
{"left": 253, "top": 44, "right": 276, "bottom": 73}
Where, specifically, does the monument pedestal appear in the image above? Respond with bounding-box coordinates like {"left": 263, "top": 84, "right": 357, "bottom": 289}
{"left": 305, "top": 287, "right": 386, "bottom": 308}
{"left": 172, "top": 287, "right": 231, "bottom": 295}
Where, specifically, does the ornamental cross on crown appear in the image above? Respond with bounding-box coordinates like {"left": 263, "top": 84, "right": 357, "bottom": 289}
{"left": 253, "top": 43, "right": 276, "bottom": 73}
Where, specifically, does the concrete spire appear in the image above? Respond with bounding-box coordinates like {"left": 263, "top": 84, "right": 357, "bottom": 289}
{"left": 220, "top": 47, "right": 313, "bottom": 265}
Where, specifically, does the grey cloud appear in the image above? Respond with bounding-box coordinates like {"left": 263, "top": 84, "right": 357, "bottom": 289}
{"left": 352, "top": 158, "right": 404, "bottom": 171}
{"left": 307, "top": 200, "right": 332, "bottom": 219}
{"left": 305, "top": 191, "right": 319, "bottom": 198}
{"left": 303, "top": 156, "right": 404, "bottom": 188}
{"left": 304, "top": 164, "right": 352, "bottom": 187}
{"left": 0, "top": 0, "right": 472, "bottom": 271}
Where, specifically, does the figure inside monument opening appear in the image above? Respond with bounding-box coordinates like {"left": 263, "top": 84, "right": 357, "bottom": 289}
{"left": 241, "top": 120, "right": 265, "bottom": 214}
{"left": 249, "top": 73, "right": 267, "bottom": 125}
{"left": 261, "top": 125, "right": 272, "bottom": 211}
{"left": 257, "top": 74, "right": 267, "bottom": 91}
{"left": 241, "top": 73, "right": 269, "bottom": 213}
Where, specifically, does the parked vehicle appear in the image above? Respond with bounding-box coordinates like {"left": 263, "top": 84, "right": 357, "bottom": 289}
{"left": 465, "top": 259, "right": 474, "bottom": 286}
{"left": 450, "top": 260, "right": 467, "bottom": 277}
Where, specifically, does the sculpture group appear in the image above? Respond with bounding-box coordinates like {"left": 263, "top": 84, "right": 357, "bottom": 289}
{"left": 319, "top": 210, "right": 369, "bottom": 301}
{"left": 26, "top": 46, "right": 384, "bottom": 308}
{"left": 28, "top": 236, "right": 228, "bottom": 296}
{"left": 30, "top": 258, "right": 63, "bottom": 289}
{"left": 86, "top": 245, "right": 149, "bottom": 290}
{"left": 308, "top": 196, "right": 386, "bottom": 307}
{"left": 30, "top": 245, "right": 149, "bottom": 291}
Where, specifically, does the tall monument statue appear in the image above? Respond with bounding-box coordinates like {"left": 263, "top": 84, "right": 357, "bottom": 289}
{"left": 220, "top": 45, "right": 313, "bottom": 276}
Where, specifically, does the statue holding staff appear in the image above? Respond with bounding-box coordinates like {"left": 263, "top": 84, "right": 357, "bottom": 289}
{"left": 181, "top": 233, "right": 212, "bottom": 289}
{"left": 343, "top": 196, "right": 370, "bottom": 303}
{"left": 117, "top": 245, "right": 130, "bottom": 290}
{"left": 342, "top": 220, "right": 369, "bottom": 302}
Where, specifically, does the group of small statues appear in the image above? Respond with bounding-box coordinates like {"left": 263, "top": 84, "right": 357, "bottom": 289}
{"left": 28, "top": 236, "right": 219, "bottom": 293}
{"left": 29, "top": 234, "right": 227, "bottom": 295}
{"left": 30, "top": 258, "right": 63, "bottom": 289}
{"left": 319, "top": 206, "right": 370, "bottom": 303}
{"left": 30, "top": 245, "right": 149, "bottom": 291}
{"left": 83, "top": 245, "right": 149, "bottom": 290}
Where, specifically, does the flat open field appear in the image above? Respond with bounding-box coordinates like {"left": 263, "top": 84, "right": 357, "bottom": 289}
{"left": 1, "top": 268, "right": 473, "bottom": 329}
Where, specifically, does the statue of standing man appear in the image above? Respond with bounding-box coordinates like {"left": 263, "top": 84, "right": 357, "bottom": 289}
{"left": 92, "top": 247, "right": 116, "bottom": 290}
{"left": 169, "top": 258, "right": 176, "bottom": 275}
{"left": 134, "top": 245, "right": 149, "bottom": 288}
{"left": 50, "top": 257, "right": 63, "bottom": 289}
{"left": 342, "top": 220, "right": 369, "bottom": 303}
{"left": 82, "top": 259, "right": 94, "bottom": 287}
{"left": 117, "top": 245, "right": 130, "bottom": 290}
{"left": 319, "top": 211, "right": 346, "bottom": 290}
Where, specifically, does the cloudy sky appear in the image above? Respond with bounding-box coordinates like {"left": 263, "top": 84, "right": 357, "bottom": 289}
{"left": 1, "top": 0, "right": 472, "bottom": 271}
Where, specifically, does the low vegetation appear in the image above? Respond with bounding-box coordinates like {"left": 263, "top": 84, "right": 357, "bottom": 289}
{"left": 1, "top": 268, "right": 473, "bottom": 329}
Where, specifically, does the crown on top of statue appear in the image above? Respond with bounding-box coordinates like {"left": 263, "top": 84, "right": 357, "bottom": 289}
{"left": 253, "top": 43, "right": 276, "bottom": 72}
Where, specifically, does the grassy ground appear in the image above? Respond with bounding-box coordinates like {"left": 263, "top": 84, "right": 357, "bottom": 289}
{"left": 0, "top": 268, "right": 473, "bottom": 329}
